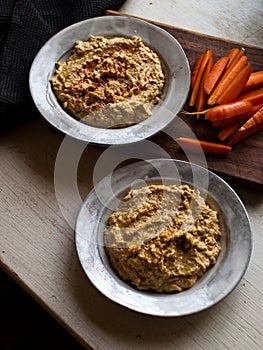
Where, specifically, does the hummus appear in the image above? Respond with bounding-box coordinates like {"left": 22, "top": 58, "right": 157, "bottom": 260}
{"left": 50, "top": 36, "right": 165, "bottom": 128}
{"left": 104, "top": 184, "right": 221, "bottom": 293}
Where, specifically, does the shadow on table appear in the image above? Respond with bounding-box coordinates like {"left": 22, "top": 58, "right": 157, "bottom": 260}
{"left": 0, "top": 268, "right": 86, "bottom": 350}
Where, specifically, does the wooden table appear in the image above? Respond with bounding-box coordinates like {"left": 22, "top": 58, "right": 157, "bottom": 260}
{"left": 1, "top": 1, "right": 262, "bottom": 349}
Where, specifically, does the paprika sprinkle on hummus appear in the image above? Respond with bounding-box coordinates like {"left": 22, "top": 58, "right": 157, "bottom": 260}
{"left": 50, "top": 36, "right": 165, "bottom": 128}
{"left": 104, "top": 184, "right": 221, "bottom": 293}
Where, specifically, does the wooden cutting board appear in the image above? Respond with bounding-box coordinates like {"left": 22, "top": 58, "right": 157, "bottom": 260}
{"left": 106, "top": 10, "right": 263, "bottom": 184}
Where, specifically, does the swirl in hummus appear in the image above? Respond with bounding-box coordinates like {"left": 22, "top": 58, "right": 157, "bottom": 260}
{"left": 104, "top": 184, "right": 221, "bottom": 293}
{"left": 50, "top": 36, "right": 165, "bottom": 128}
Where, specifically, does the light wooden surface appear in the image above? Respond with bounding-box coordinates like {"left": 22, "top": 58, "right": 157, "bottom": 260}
{"left": 120, "top": 0, "right": 263, "bottom": 48}
{"left": 0, "top": 1, "right": 263, "bottom": 349}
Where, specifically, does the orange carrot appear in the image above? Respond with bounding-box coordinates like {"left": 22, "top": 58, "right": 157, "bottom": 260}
{"left": 225, "top": 47, "right": 246, "bottom": 70}
{"left": 226, "top": 48, "right": 242, "bottom": 69}
{"left": 211, "top": 103, "right": 263, "bottom": 128}
{"left": 217, "top": 63, "right": 252, "bottom": 104}
{"left": 227, "top": 106, "right": 263, "bottom": 146}
{"left": 242, "top": 70, "right": 263, "bottom": 91}
{"left": 207, "top": 54, "right": 247, "bottom": 105}
{"left": 189, "top": 50, "right": 213, "bottom": 106}
{"left": 176, "top": 137, "right": 232, "bottom": 155}
{"left": 218, "top": 122, "right": 244, "bottom": 141}
{"left": 205, "top": 100, "right": 253, "bottom": 121}
{"left": 247, "top": 102, "right": 263, "bottom": 115}
{"left": 190, "top": 53, "right": 205, "bottom": 90}
{"left": 212, "top": 112, "right": 251, "bottom": 128}
{"left": 236, "top": 87, "right": 263, "bottom": 105}
{"left": 204, "top": 56, "right": 229, "bottom": 94}
{"left": 196, "top": 56, "right": 213, "bottom": 112}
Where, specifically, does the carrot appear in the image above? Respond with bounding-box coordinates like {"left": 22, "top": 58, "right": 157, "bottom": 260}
{"left": 216, "top": 63, "right": 252, "bottom": 104}
{"left": 226, "top": 48, "right": 242, "bottom": 69}
{"left": 227, "top": 106, "right": 263, "bottom": 146}
{"left": 247, "top": 102, "right": 263, "bottom": 115}
{"left": 204, "top": 56, "right": 229, "bottom": 94}
{"left": 218, "top": 122, "right": 244, "bottom": 141}
{"left": 195, "top": 56, "right": 213, "bottom": 112}
{"left": 176, "top": 137, "right": 232, "bottom": 155}
{"left": 190, "top": 53, "right": 205, "bottom": 90}
{"left": 242, "top": 70, "right": 263, "bottom": 91}
{"left": 236, "top": 87, "right": 263, "bottom": 105}
{"left": 189, "top": 50, "right": 213, "bottom": 106}
{"left": 211, "top": 103, "right": 263, "bottom": 128}
{"left": 205, "top": 100, "right": 253, "bottom": 121}
{"left": 212, "top": 112, "right": 251, "bottom": 128}
{"left": 226, "top": 47, "right": 246, "bottom": 70}
{"left": 207, "top": 54, "right": 247, "bottom": 105}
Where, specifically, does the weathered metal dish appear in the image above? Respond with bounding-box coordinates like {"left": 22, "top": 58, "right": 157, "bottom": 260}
{"left": 75, "top": 159, "right": 252, "bottom": 316}
{"left": 29, "top": 16, "right": 190, "bottom": 145}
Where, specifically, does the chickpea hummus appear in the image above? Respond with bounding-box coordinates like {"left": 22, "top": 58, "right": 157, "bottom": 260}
{"left": 104, "top": 184, "right": 221, "bottom": 293}
{"left": 50, "top": 36, "right": 165, "bottom": 128}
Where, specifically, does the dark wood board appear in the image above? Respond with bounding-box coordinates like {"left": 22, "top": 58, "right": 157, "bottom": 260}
{"left": 106, "top": 10, "right": 263, "bottom": 184}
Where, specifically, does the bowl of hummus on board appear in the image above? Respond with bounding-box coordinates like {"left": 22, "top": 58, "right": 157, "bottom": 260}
{"left": 29, "top": 15, "right": 190, "bottom": 145}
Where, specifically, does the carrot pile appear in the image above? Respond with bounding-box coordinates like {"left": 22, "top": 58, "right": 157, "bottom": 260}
{"left": 180, "top": 47, "right": 263, "bottom": 155}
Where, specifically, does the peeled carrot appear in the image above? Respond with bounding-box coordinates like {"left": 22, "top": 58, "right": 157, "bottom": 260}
{"left": 204, "top": 56, "right": 229, "bottom": 94}
{"left": 217, "top": 103, "right": 263, "bottom": 140}
{"left": 218, "top": 122, "right": 244, "bottom": 141}
{"left": 212, "top": 103, "right": 263, "bottom": 128}
{"left": 217, "top": 63, "right": 252, "bottom": 104}
{"left": 226, "top": 48, "right": 239, "bottom": 66}
{"left": 226, "top": 48, "right": 242, "bottom": 69}
{"left": 236, "top": 87, "right": 263, "bottom": 105}
{"left": 212, "top": 112, "right": 251, "bottom": 128}
{"left": 189, "top": 50, "right": 213, "bottom": 106}
{"left": 190, "top": 53, "right": 205, "bottom": 90}
{"left": 225, "top": 47, "right": 246, "bottom": 71}
{"left": 205, "top": 100, "right": 253, "bottom": 121}
{"left": 196, "top": 56, "right": 213, "bottom": 112}
{"left": 227, "top": 106, "right": 263, "bottom": 146}
{"left": 176, "top": 137, "right": 232, "bottom": 155}
{"left": 242, "top": 70, "right": 263, "bottom": 91}
{"left": 248, "top": 102, "right": 263, "bottom": 115}
{"left": 207, "top": 54, "right": 247, "bottom": 105}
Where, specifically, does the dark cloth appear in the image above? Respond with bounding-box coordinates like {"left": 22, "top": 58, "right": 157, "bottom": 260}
{"left": 0, "top": 0, "right": 126, "bottom": 131}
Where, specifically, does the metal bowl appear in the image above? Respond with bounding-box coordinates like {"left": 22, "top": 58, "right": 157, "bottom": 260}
{"left": 75, "top": 159, "right": 252, "bottom": 316}
{"left": 29, "top": 16, "right": 190, "bottom": 145}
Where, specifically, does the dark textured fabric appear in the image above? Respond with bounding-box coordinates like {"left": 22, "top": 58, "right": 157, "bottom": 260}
{"left": 0, "top": 0, "right": 126, "bottom": 130}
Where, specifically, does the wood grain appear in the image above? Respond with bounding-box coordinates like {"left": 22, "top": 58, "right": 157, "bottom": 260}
{"left": 106, "top": 10, "right": 263, "bottom": 184}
